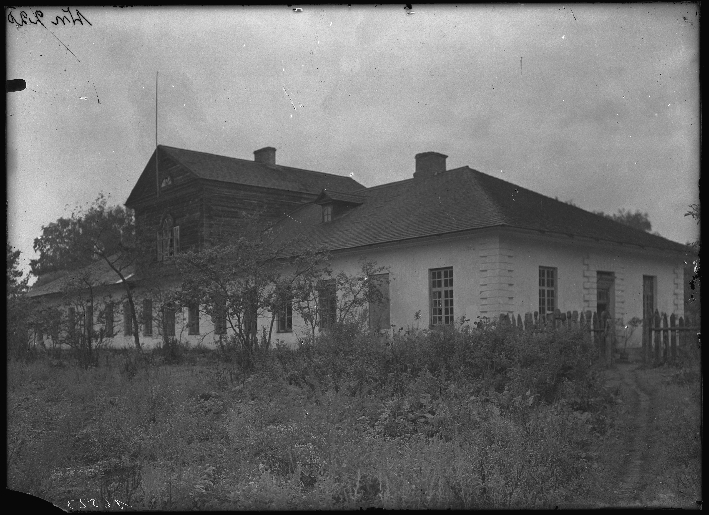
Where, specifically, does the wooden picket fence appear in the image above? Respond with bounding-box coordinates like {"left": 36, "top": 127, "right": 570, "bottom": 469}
{"left": 643, "top": 310, "right": 700, "bottom": 365}
{"left": 497, "top": 308, "right": 617, "bottom": 365}
{"left": 497, "top": 309, "right": 701, "bottom": 367}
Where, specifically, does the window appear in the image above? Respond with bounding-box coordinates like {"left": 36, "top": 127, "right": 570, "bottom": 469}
{"left": 539, "top": 267, "right": 557, "bottom": 315}
{"left": 188, "top": 302, "right": 200, "bottom": 335}
{"left": 157, "top": 215, "right": 180, "bottom": 261}
{"left": 430, "top": 267, "right": 454, "bottom": 326}
{"left": 318, "top": 280, "right": 337, "bottom": 329}
{"left": 85, "top": 303, "right": 93, "bottom": 338}
{"left": 143, "top": 299, "right": 153, "bottom": 336}
{"left": 596, "top": 271, "right": 615, "bottom": 317}
{"left": 212, "top": 296, "right": 227, "bottom": 335}
{"left": 105, "top": 302, "right": 114, "bottom": 337}
{"left": 243, "top": 290, "right": 258, "bottom": 335}
{"left": 162, "top": 304, "right": 176, "bottom": 337}
{"left": 277, "top": 296, "right": 293, "bottom": 333}
{"left": 124, "top": 301, "right": 133, "bottom": 336}
{"left": 322, "top": 204, "right": 333, "bottom": 223}
{"left": 68, "top": 307, "right": 76, "bottom": 337}
{"left": 369, "top": 273, "right": 390, "bottom": 331}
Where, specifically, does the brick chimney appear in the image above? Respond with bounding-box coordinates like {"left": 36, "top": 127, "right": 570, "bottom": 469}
{"left": 254, "top": 146, "right": 276, "bottom": 165}
{"left": 414, "top": 152, "right": 447, "bottom": 178}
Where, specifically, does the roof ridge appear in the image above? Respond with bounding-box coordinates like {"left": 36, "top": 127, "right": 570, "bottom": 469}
{"left": 160, "top": 144, "right": 359, "bottom": 182}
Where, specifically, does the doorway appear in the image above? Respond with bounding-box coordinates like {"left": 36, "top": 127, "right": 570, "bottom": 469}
{"left": 596, "top": 271, "right": 615, "bottom": 317}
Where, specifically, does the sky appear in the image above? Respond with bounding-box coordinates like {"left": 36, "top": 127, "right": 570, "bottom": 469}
{"left": 6, "top": 5, "right": 700, "bottom": 280}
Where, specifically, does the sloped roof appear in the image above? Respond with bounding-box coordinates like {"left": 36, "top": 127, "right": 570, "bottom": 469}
{"left": 126, "top": 146, "right": 364, "bottom": 205}
{"left": 314, "top": 189, "right": 366, "bottom": 205}
{"left": 271, "top": 166, "right": 688, "bottom": 254}
{"left": 28, "top": 257, "right": 136, "bottom": 298}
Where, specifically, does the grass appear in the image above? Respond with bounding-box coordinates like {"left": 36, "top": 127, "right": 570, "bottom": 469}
{"left": 6, "top": 325, "right": 701, "bottom": 509}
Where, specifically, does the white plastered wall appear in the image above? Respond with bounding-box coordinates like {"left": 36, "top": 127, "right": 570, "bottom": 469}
{"left": 33, "top": 230, "right": 684, "bottom": 351}
{"left": 505, "top": 231, "right": 684, "bottom": 347}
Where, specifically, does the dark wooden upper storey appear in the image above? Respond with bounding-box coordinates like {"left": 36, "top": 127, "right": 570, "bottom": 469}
{"left": 125, "top": 145, "right": 365, "bottom": 259}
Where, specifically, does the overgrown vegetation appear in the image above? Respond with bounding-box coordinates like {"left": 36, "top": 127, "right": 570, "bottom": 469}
{"left": 8, "top": 320, "right": 644, "bottom": 509}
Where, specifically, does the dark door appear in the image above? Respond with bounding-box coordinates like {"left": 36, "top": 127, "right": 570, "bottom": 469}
{"left": 643, "top": 276, "right": 655, "bottom": 321}
{"left": 596, "top": 271, "right": 615, "bottom": 317}
{"left": 642, "top": 275, "right": 656, "bottom": 348}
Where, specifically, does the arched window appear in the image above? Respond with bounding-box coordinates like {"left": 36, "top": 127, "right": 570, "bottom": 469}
{"left": 157, "top": 215, "right": 180, "bottom": 261}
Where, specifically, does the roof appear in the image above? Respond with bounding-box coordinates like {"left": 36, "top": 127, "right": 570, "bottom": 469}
{"left": 126, "top": 145, "right": 364, "bottom": 205}
{"left": 314, "top": 189, "right": 366, "bottom": 205}
{"left": 271, "top": 166, "right": 688, "bottom": 254}
{"left": 28, "top": 256, "right": 135, "bottom": 298}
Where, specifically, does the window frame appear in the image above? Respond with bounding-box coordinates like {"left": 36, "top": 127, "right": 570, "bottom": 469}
{"left": 277, "top": 296, "right": 293, "bottom": 333}
{"left": 212, "top": 296, "right": 227, "bottom": 335}
{"left": 322, "top": 204, "right": 333, "bottom": 223}
{"left": 143, "top": 298, "right": 153, "bottom": 336}
{"left": 85, "top": 303, "right": 93, "bottom": 339}
{"left": 188, "top": 301, "right": 200, "bottom": 335}
{"left": 104, "top": 301, "right": 114, "bottom": 337}
{"left": 157, "top": 215, "right": 180, "bottom": 261}
{"left": 429, "top": 267, "right": 454, "bottom": 327}
{"left": 368, "top": 273, "right": 391, "bottom": 331}
{"left": 123, "top": 301, "right": 133, "bottom": 336}
{"left": 538, "top": 266, "right": 558, "bottom": 316}
{"left": 318, "top": 280, "right": 337, "bottom": 330}
{"left": 68, "top": 306, "right": 76, "bottom": 337}
{"left": 161, "top": 303, "right": 176, "bottom": 337}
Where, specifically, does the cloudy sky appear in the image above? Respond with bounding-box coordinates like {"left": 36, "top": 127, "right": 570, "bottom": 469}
{"left": 7, "top": 5, "right": 700, "bottom": 278}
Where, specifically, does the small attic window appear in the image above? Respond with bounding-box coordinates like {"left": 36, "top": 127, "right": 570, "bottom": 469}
{"left": 322, "top": 204, "right": 333, "bottom": 223}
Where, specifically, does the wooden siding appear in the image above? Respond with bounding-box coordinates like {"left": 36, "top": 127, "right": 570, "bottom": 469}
{"left": 201, "top": 182, "right": 318, "bottom": 244}
{"left": 133, "top": 184, "right": 204, "bottom": 258}
{"left": 126, "top": 151, "right": 197, "bottom": 207}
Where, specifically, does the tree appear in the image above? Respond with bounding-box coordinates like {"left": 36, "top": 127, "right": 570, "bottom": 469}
{"left": 49, "top": 268, "right": 108, "bottom": 368}
{"left": 30, "top": 195, "right": 146, "bottom": 350}
{"left": 292, "top": 259, "right": 388, "bottom": 342}
{"left": 7, "top": 243, "right": 31, "bottom": 358}
{"left": 593, "top": 208, "right": 652, "bottom": 233}
{"left": 684, "top": 203, "right": 700, "bottom": 317}
{"left": 174, "top": 225, "right": 330, "bottom": 365}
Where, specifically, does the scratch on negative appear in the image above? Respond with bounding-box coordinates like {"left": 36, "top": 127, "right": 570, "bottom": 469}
{"left": 283, "top": 212, "right": 301, "bottom": 223}
{"left": 91, "top": 81, "right": 100, "bottom": 104}
{"left": 29, "top": 9, "right": 81, "bottom": 63}
{"left": 282, "top": 86, "right": 297, "bottom": 110}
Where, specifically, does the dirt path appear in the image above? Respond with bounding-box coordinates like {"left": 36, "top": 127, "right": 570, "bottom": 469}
{"left": 595, "top": 358, "right": 701, "bottom": 508}
{"left": 606, "top": 362, "right": 653, "bottom": 505}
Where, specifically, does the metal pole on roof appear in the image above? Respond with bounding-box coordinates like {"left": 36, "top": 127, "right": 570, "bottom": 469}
{"left": 156, "top": 71, "right": 159, "bottom": 198}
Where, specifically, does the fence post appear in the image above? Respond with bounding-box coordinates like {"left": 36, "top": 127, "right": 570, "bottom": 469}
{"left": 608, "top": 316, "right": 615, "bottom": 366}
{"left": 642, "top": 315, "right": 648, "bottom": 364}
{"left": 601, "top": 312, "right": 611, "bottom": 366}
{"left": 653, "top": 309, "right": 661, "bottom": 364}
{"left": 661, "top": 313, "right": 669, "bottom": 363}
{"left": 670, "top": 314, "right": 677, "bottom": 363}
{"left": 678, "top": 316, "right": 686, "bottom": 360}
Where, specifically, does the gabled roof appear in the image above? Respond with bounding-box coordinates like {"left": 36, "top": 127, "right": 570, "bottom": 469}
{"left": 126, "top": 145, "right": 364, "bottom": 205}
{"left": 271, "top": 166, "right": 688, "bottom": 254}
